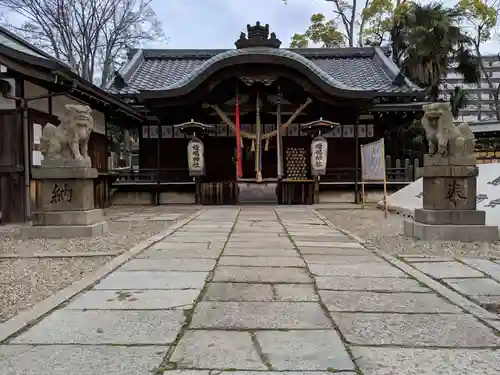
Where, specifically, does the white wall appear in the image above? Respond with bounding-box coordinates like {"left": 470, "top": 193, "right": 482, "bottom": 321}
{"left": 24, "top": 81, "right": 49, "bottom": 113}
{"left": 52, "top": 94, "right": 106, "bottom": 135}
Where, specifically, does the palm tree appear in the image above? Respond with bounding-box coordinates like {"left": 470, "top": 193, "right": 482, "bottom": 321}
{"left": 392, "top": 2, "right": 480, "bottom": 101}
{"left": 449, "top": 86, "right": 468, "bottom": 119}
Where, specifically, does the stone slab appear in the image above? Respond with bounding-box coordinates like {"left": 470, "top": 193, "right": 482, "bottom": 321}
{"left": 148, "top": 214, "right": 182, "bottom": 221}
{"left": 12, "top": 310, "right": 185, "bottom": 344}
{"left": 166, "top": 236, "right": 228, "bottom": 242}
{"left": 149, "top": 242, "right": 211, "bottom": 250}
{"left": 223, "top": 248, "right": 298, "bottom": 257}
{"left": 94, "top": 271, "right": 208, "bottom": 290}
{"left": 256, "top": 330, "right": 354, "bottom": 371}
{"left": 410, "top": 261, "right": 485, "bottom": 279}
{"left": 114, "top": 215, "right": 151, "bottom": 222}
{"left": 468, "top": 295, "right": 500, "bottom": 307}
{"left": 32, "top": 209, "right": 104, "bottom": 226}
{"left": 310, "top": 263, "right": 408, "bottom": 278}
{"left": 218, "top": 256, "right": 305, "bottom": 267}
{"left": 404, "top": 219, "right": 499, "bottom": 242}
{"left": 273, "top": 284, "right": 319, "bottom": 301}
{"left": 459, "top": 258, "right": 500, "bottom": 282}
{"left": 299, "top": 247, "right": 371, "bottom": 256}
{"left": 331, "top": 313, "right": 500, "bottom": 347}
{"left": 287, "top": 231, "right": 344, "bottom": 236}
{"left": 170, "top": 330, "right": 266, "bottom": 370}
{"left": 203, "top": 283, "right": 317, "bottom": 302}
{"left": 223, "top": 373, "right": 354, "bottom": 375}
{"left": 0, "top": 345, "right": 167, "bottom": 375}
{"left": 21, "top": 221, "right": 108, "bottom": 238}
{"left": 120, "top": 258, "right": 216, "bottom": 272}
{"left": 304, "top": 255, "right": 384, "bottom": 265}
{"left": 444, "top": 278, "right": 500, "bottom": 296}
{"left": 351, "top": 347, "right": 500, "bottom": 375}
{"left": 37, "top": 178, "right": 95, "bottom": 212}
{"left": 295, "top": 241, "right": 364, "bottom": 248}
{"left": 204, "top": 283, "right": 274, "bottom": 301}
{"left": 225, "top": 241, "right": 293, "bottom": 248}
{"left": 138, "top": 247, "right": 221, "bottom": 259}
{"left": 64, "top": 289, "right": 200, "bottom": 310}
{"left": 37, "top": 160, "right": 94, "bottom": 171}
{"left": 315, "top": 276, "right": 430, "bottom": 292}
{"left": 212, "top": 266, "right": 312, "bottom": 283}
{"left": 319, "top": 291, "right": 461, "bottom": 313}
{"left": 290, "top": 235, "right": 354, "bottom": 242}
{"left": 191, "top": 302, "right": 331, "bottom": 329}
{"left": 415, "top": 208, "right": 486, "bottom": 225}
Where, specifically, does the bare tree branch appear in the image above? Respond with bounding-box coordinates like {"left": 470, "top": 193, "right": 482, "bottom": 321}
{"left": 0, "top": 0, "right": 166, "bottom": 86}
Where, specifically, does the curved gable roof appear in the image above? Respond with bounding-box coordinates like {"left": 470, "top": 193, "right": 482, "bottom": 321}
{"left": 108, "top": 46, "right": 424, "bottom": 100}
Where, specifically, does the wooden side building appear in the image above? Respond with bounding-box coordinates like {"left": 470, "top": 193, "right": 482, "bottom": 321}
{"left": 0, "top": 27, "right": 143, "bottom": 223}
{"left": 107, "top": 22, "right": 426, "bottom": 205}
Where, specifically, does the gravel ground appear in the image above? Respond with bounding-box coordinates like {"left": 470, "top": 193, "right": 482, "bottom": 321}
{"left": 318, "top": 206, "right": 500, "bottom": 258}
{"left": 0, "top": 205, "right": 198, "bottom": 323}
{"left": 0, "top": 257, "right": 112, "bottom": 323}
{"left": 0, "top": 206, "right": 197, "bottom": 255}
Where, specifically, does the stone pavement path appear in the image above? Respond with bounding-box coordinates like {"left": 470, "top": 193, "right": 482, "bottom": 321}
{"left": 1, "top": 207, "right": 500, "bottom": 375}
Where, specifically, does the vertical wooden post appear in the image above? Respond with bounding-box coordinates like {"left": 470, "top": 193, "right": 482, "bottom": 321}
{"left": 276, "top": 88, "right": 283, "bottom": 180}
{"left": 354, "top": 118, "right": 360, "bottom": 204}
{"left": 195, "top": 176, "right": 201, "bottom": 204}
{"left": 360, "top": 147, "right": 365, "bottom": 207}
{"left": 313, "top": 175, "right": 320, "bottom": 204}
{"left": 156, "top": 124, "right": 161, "bottom": 205}
{"left": 382, "top": 140, "right": 388, "bottom": 219}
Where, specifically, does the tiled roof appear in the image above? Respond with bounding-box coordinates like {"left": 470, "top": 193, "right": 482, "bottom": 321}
{"left": 108, "top": 46, "right": 423, "bottom": 97}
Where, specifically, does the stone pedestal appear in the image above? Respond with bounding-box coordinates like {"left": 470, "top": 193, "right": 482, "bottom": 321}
{"left": 404, "top": 154, "right": 499, "bottom": 242}
{"left": 21, "top": 162, "right": 108, "bottom": 238}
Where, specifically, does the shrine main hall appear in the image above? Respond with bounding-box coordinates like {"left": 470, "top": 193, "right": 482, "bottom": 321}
{"left": 107, "top": 22, "right": 425, "bottom": 205}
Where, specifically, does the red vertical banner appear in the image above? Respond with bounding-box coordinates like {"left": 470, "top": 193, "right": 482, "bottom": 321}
{"left": 235, "top": 92, "right": 243, "bottom": 178}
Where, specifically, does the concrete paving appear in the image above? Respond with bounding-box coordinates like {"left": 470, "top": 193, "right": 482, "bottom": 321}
{"left": 0, "top": 207, "right": 500, "bottom": 375}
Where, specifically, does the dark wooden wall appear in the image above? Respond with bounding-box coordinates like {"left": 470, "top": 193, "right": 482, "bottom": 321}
{"left": 0, "top": 110, "right": 24, "bottom": 223}
{"left": 88, "top": 133, "right": 108, "bottom": 172}
{"left": 137, "top": 134, "right": 382, "bottom": 183}
{"left": 88, "top": 132, "right": 110, "bottom": 208}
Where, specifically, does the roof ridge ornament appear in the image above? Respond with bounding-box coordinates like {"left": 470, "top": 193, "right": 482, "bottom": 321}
{"left": 235, "top": 22, "right": 282, "bottom": 49}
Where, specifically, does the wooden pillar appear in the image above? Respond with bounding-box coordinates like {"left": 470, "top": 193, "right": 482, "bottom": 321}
{"left": 354, "top": 118, "right": 360, "bottom": 204}
{"left": 313, "top": 175, "right": 320, "bottom": 204}
{"left": 155, "top": 124, "right": 161, "bottom": 205}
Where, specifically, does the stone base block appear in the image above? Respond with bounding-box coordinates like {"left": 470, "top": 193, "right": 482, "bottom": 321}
{"left": 414, "top": 208, "right": 486, "bottom": 225}
{"left": 21, "top": 221, "right": 108, "bottom": 239}
{"left": 32, "top": 209, "right": 104, "bottom": 226}
{"left": 404, "top": 219, "right": 499, "bottom": 242}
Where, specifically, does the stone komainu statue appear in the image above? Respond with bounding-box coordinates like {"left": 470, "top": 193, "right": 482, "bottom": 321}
{"left": 421, "top": 102, "right": 475, "bottom": 158}
{"left": 40, "top": 104, "right": 94, "bottom": 162}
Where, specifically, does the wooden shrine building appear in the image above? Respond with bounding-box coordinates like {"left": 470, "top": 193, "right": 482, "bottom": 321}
{"left": 107, "top": 22, "right": 426, "bottom": 205}
{"left": 0, "top": 26, "right": 143, "bottom": 223}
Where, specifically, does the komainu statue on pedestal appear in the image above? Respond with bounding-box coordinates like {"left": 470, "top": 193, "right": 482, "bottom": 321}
{"left": 421, "top": 102, "right": 475, "bottom": 158}
{"left": 40, "top": 104, "right": 94, "bottom": 162}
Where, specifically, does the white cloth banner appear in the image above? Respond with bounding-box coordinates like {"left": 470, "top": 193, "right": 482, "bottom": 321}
{"left": 361, "top": 138, "right": 385, "bottom": 181}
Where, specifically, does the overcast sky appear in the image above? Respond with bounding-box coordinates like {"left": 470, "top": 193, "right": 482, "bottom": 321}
{"left": 150, "top": 0, "right": 499, "bottom": 54}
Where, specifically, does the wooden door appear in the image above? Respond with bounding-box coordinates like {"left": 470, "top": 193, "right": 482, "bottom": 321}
{"left": 0, "top": 110, "right": 25, "bottom": 223}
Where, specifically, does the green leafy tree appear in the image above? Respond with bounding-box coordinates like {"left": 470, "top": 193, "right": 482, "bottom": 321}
{"left": 285, "top": 0, "right": 400, "bottom": 47}
{"left": 458, "top": 0, "right": 500, "bottom": 119}
{"left": 392, "top": 2, "right": 480, "bottom": 101}
{"left": 290, "top": 13, "right": 345, "bottom": 48}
